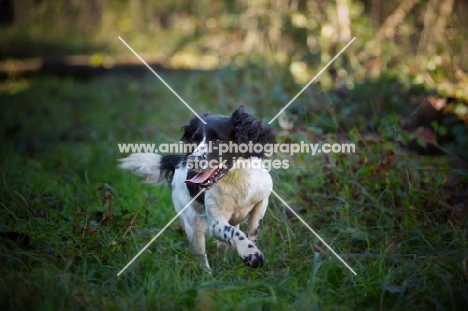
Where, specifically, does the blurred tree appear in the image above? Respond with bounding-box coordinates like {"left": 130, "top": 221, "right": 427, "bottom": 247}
{"left": 0, "top": 0, "right": 467, "bottom": 92}
{"left": 336, "top": 0, "right": 351, "bottom": 42}
{"left": 130, "top": 0, "right": 145, "bottom": 30}
{"left": 13, "top": 0, "right": 33, "bottom": 25}
{"left": 371, "top": 0, "right": 381, "bottom": 27}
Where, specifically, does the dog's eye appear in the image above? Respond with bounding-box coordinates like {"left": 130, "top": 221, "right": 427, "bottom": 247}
{"left": 214, "top": 139, "right": 222, "bottom": 144}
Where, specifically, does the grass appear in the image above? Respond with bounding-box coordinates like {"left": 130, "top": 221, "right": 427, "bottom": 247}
{"left": 1, "top": 69, "right": 467, "bottom": 310}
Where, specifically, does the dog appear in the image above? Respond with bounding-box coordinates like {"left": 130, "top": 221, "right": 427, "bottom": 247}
{"left": 119, "top": 106, "right": 276, "bottom": 271}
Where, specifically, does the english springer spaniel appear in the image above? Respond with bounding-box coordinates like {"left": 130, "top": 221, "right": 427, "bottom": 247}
{"left": 119, "top": 106, "right": 276, "bottom": 272}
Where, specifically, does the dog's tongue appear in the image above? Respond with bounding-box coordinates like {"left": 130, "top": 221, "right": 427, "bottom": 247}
{"left": 185, "top": 167, "right": 217, "bottom": 184}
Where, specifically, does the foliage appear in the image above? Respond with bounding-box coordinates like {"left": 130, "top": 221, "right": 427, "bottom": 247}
{"left": 2, "top": 1, "right": 468, "bottom": 87}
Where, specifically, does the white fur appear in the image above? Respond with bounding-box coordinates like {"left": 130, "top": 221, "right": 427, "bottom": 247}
{"left": 207, "top": 157, "right": 272, "bottom": 225}
{"left": 118, "top": 153, "right": 165, "bottom": 184}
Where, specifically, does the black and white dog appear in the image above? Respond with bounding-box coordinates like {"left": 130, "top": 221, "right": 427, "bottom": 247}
{"left": 119, "top": 106, "right": 276, "bottom": 271}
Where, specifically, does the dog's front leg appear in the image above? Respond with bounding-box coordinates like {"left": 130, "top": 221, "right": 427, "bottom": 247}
{"left": 209, "top": 218, "right": 264, "bottom": 268}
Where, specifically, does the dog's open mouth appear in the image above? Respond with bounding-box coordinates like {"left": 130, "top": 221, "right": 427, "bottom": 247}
{"left": 185, "top": 165, "right": 229, "bottom": 189}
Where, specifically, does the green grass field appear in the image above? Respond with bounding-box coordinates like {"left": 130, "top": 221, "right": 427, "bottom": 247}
{"left": 1, "top": 70, "right": 467, "bottom": 310}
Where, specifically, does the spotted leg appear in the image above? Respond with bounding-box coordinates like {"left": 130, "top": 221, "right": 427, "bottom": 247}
{"left": 209, "top": 219, "right": 264, "bottom": 268}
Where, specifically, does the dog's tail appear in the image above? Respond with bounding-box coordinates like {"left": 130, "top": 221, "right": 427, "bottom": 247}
{"left": 118, "top": 153, "right": 185, "bottom": 184}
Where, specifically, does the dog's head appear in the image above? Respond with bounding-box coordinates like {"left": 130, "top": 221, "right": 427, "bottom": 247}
{"left": 181, "top": 105, "right": 276, "bottom": 189}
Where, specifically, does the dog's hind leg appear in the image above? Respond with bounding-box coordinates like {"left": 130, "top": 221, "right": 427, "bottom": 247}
{"left": 216, "top": 241, "right": 229, "bottom": 256}
{"left": 246, "top": 199, "right": 268, "bottom": 245}
{"left": 171, "top": 168, "right": 211, "bottom": 272}
{"left": 179, "top": 210, "right": 211, "bottom": 273}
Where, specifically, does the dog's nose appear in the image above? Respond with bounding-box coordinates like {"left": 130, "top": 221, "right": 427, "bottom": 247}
{"left": 187, "top": 154, "right": 196, "bottom": 164}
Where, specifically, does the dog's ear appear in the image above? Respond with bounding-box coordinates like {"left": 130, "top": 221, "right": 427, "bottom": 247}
{"left": 231, "top": 105, "right": 276, "bottom": 147}
{"left": 180, "top": 114, "right": 208, "bottom": 142}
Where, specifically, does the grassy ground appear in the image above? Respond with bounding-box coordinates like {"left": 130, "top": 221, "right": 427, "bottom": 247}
{"left": 1, "top": 70, "right": 467, "bottom": 310}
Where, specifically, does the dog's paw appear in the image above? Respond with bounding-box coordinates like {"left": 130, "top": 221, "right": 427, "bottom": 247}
{"left": 241, "top": 251, "right": 264, "bottom": 268}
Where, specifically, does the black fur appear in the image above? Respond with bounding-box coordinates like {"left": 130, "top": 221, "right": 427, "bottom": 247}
{"left": 181, "top": 105, "right": 276, "bottom": 160}
{"left": 231, "top": 106, "right": 276, "bottom": 157}
{"left": 185, "top": 170, "right": 205, "bottom": 204}
{"left": 159, "top": 155, "right": 186, "bottom": 183}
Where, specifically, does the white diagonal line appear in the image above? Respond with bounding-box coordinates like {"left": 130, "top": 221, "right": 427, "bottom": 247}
{"left": 117, "top": 188, "right": 206, "bottom": 276}
{"left": 268, "top": 37, "right": 356, "bottom": 124}
{"left": 118, "top": 36, "right": 207, "bottom": 124}
{"left": 270, "top": 188, "right": 357, "bottom": 275}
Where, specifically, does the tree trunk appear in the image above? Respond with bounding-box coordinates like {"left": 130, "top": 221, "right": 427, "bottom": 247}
{"left": 130, "top": 0, "right": 145, "bottom": 30}
{"left": 336, "top": 0, "right": 351, "bottom": 42}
